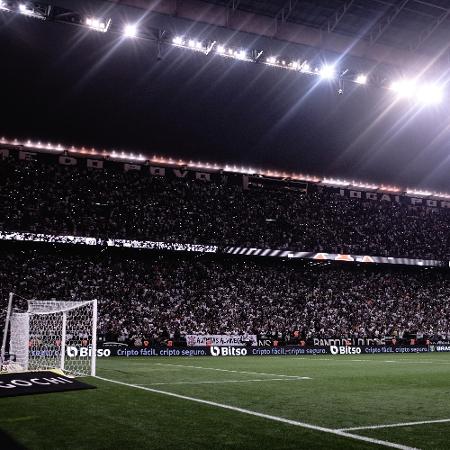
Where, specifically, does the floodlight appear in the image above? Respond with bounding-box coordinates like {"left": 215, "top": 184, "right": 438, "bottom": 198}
{"left": 85, "top": 17, "right": 110, "bottom": 32}
{"left": 0, "top": 1, "right": 7, "bottom": 10}
{"left": 235, "top": 49, "right": 247, "bottom": 60}
{"left": 188, "top": 39, "right": 196, "bottom": 48}
{"left": 319, "top": 65, "right": 335, "bottom": 79}
{"left": 123, "top": 24, "right": 138, "bottom": 38}
{"left": 266, "top": 56, "right": 276, "bottom": 64}
{"left": 172, "top": 36, "right": 184, "bottom": 45}
{"left": 300, "top": 62, "right": 311, "bottom": 73}
{"left": 355, "top": 74, "right": 367, "bottom": 85}
{"left": 416, "top": 84, "right": 443, "bottom": 105}
{"left": 217, "top": 45, "right": 226, "bottom": 53}
{"left": 390, "top": 79, "right": 416, "bottom": 98}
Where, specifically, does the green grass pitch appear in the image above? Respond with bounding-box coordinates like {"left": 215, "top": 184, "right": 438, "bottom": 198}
{"left": 1, "top": 353, "right": 450, "bottom": 449}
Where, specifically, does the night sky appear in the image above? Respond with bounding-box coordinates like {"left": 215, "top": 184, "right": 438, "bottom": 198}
{"left": 1, "top": 12, "right": 450, "bottom": 190}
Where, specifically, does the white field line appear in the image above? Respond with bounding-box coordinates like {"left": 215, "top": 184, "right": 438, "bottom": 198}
{"left": 134, "top": 378, "right": 304, "bottom": 386}
{"left": 339, "top": 418, "right": 450, "bottom": 431}
{"left": 96, "top": 375, "right": 418, "bottom": 450}
{"left": 349, "top": 360, "right": 450, "bottom": 365}
{"left": 154, "top": 362, "right": 311, "bottom": 379}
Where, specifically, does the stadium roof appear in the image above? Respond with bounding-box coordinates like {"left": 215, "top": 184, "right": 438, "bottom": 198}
{"left": 2, "top": 0, "right": 450, "bottom": 191}
{"left": 108, "top": 0, "right": 450, "bottom": 73}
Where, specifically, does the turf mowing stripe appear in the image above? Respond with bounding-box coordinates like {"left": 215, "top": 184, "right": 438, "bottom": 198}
{"left": 95, "top": 375, "right": 418, "bottom": 450}
{"left": 135, "top": 377, "right": 305, "bottom": 386}
{"left": 154, "top": 362, "right": 311, "bottom": 379}
{"left": 339, "top": 418, "right": 450, "bottom": 431}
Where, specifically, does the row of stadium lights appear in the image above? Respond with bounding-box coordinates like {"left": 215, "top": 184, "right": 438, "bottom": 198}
{"left": 170, "top": 36, "right": 443, "bottom": 105}
{"left": 0, "top": 1, "right": 444, "bottom": 105}
{"left": 2, "top": 136, "right": 450, "bottom": 199}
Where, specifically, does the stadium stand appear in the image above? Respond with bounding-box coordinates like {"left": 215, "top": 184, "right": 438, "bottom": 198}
{"left": 0, "top": 245, "right": 448, "bottom": 345}
{"left": 1, "top": 155, "right": 450, "bottom": 260}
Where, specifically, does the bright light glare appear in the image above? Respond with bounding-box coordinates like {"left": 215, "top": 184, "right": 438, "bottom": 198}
{"left": 266, "top": 56, "right": 277, "bottom": 64}
{"left": 319, "top": 65, "right": 335, "bottom": 79}
{"left": 86, "top": 17, "right": 107, "bottom": 31}
{"left": 172, "top": 36, "right": 184, "bottom": 45}
{"left": 355, "top": 74, "right": 367, "bottom": 85}
{"left": 217, "top": 45, "right": 226, "bottom": 53}
{"left": 300, "top": 62, "right": 311, "bottom": 73}
{"left": 235, "top": 49, "right": 247, "bottom": 60}
{"left": 123, "top": 24, "right": 138, "bottom": 38}
{"left": 390, "top": 79, "right": 416, "bottom": 98}
{"left": 416, "top": 84, "right": 443, "bottom": 105}
{"left": 19, "top": 4, "right": 28, "bottom": 13}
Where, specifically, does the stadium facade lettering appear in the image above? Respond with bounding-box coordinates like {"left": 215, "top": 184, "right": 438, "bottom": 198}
{"left": 3, "top": 147, "right": 450, "bottom": 209}
{"left": 338, "top": 188, "right": 450, "bottom": 209}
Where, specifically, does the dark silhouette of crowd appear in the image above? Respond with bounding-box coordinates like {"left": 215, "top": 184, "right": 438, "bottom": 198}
{"left": 1, "top": 156, "right": 450, "bottom": 260}
{"left": 1, "top": 247, "right": 449, "bottom": 344}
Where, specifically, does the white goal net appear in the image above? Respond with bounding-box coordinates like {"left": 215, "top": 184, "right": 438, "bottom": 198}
{"left": 1, "top": 296, "right": 97, "bottom": 377}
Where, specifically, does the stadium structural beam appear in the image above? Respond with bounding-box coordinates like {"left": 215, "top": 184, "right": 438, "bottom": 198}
{"left": 225, "top": 0, "right": 241, "bottom": 27}
{"left": 41, "top": 0, "right": 447, "bottom": 72}
{"left": 324, "top": 0, "right": 355, "bottom": 34}
{"left": 368, "top": 0, "right": 410, "bottom": 46}
{"left": 274, "top": 0, "right": 299, "bottom": 35}
{"left": 412, "top": 7, "right": 450, "bottom": 51}
{"left": 413, "top": 0, "right": 448, "bottom": 12}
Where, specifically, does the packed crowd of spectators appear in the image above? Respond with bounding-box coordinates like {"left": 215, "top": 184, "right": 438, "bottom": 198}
{"left": 1, "top": 247, "right": 449, "bottom": 344}
{"left": 1, "top": 156, "right": 450, "bottom": 259}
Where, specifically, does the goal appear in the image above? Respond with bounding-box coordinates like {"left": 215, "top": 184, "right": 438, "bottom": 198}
{"left": 1, "top": 293, "right": 97, "bottom": 376}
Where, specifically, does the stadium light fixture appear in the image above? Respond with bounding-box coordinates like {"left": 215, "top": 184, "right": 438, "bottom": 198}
{"left": 85, "top": 17, "right": 111, "bottom": 33}
{"left": 123, "top": 23, "right": 138, "bottom": 38}
{"left": 319, "top": 65, "right": 336, "bottom": 80}
{"left": 2, "top": 1, "right": 47, "bottom": 19}
{"left": 300, "top": 62, "right": 311, "bottom": 73}
{"left": 322, "top": 178, "right": 349, "bottom": 186}
{"left": 171, "top": 36, "right": 207, "bottom": 52}
{"left": 172, "top": 36, "right": 184, "bottom": 46}
{"left": 390, "top": 79, "right": 416, "bottom": 99}
{"left": 0, "top": 0, "right": 10, "bottom": 11}
{"left": 235, "top": 49, "right": 247, "bottom": 60}
{"left": 406, "top": 189, "right": 433, "bottom": 197}
{"left": 216, "top": 44, "right": 226, "bottom": 54}
{"left": 416, "top": 84, "right": 443, "bottom": 105}
{"left": 355, "top": 74, "right": 367, "bottom": 85}
{"left": 266, "top": 56, "right": 277, "bottom": 64}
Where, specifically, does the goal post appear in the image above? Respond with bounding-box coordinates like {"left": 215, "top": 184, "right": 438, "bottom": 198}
{"left": 0, "top": 292, "right": 14, "bottom": 365}
{"left": 1, "top": 295, "right": 98, "bottom": 377}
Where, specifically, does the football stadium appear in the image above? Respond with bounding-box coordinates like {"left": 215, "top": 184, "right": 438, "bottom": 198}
{"left": 1, "top": 1, "right": 450, "bottom": 449}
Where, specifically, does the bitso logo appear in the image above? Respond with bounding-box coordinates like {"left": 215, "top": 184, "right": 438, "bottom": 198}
{"left": 330, "top": 346, "right": 362, "bottom": 355}
{"left": 210, "top": 346, "right": 248, "bottom": 357}
{"left": 66, "top": 347, "right": 111, "bottom": 358}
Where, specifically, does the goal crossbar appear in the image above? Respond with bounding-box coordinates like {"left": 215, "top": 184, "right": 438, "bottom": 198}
{"left": 1, "top": 294, "right": 97, "bottom": 377}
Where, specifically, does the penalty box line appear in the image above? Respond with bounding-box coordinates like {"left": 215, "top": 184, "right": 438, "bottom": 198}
{"left": 154, "top": 362, "right": 312, "bottom": 379}
{"left": 95, "top": 375, "right": 418, "bottom": 450}
{"left": 135, "top": 378, "right": 305, "bottom": 386}
{"left": 339, "top": 418, "right": 450, "bottom": 431}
